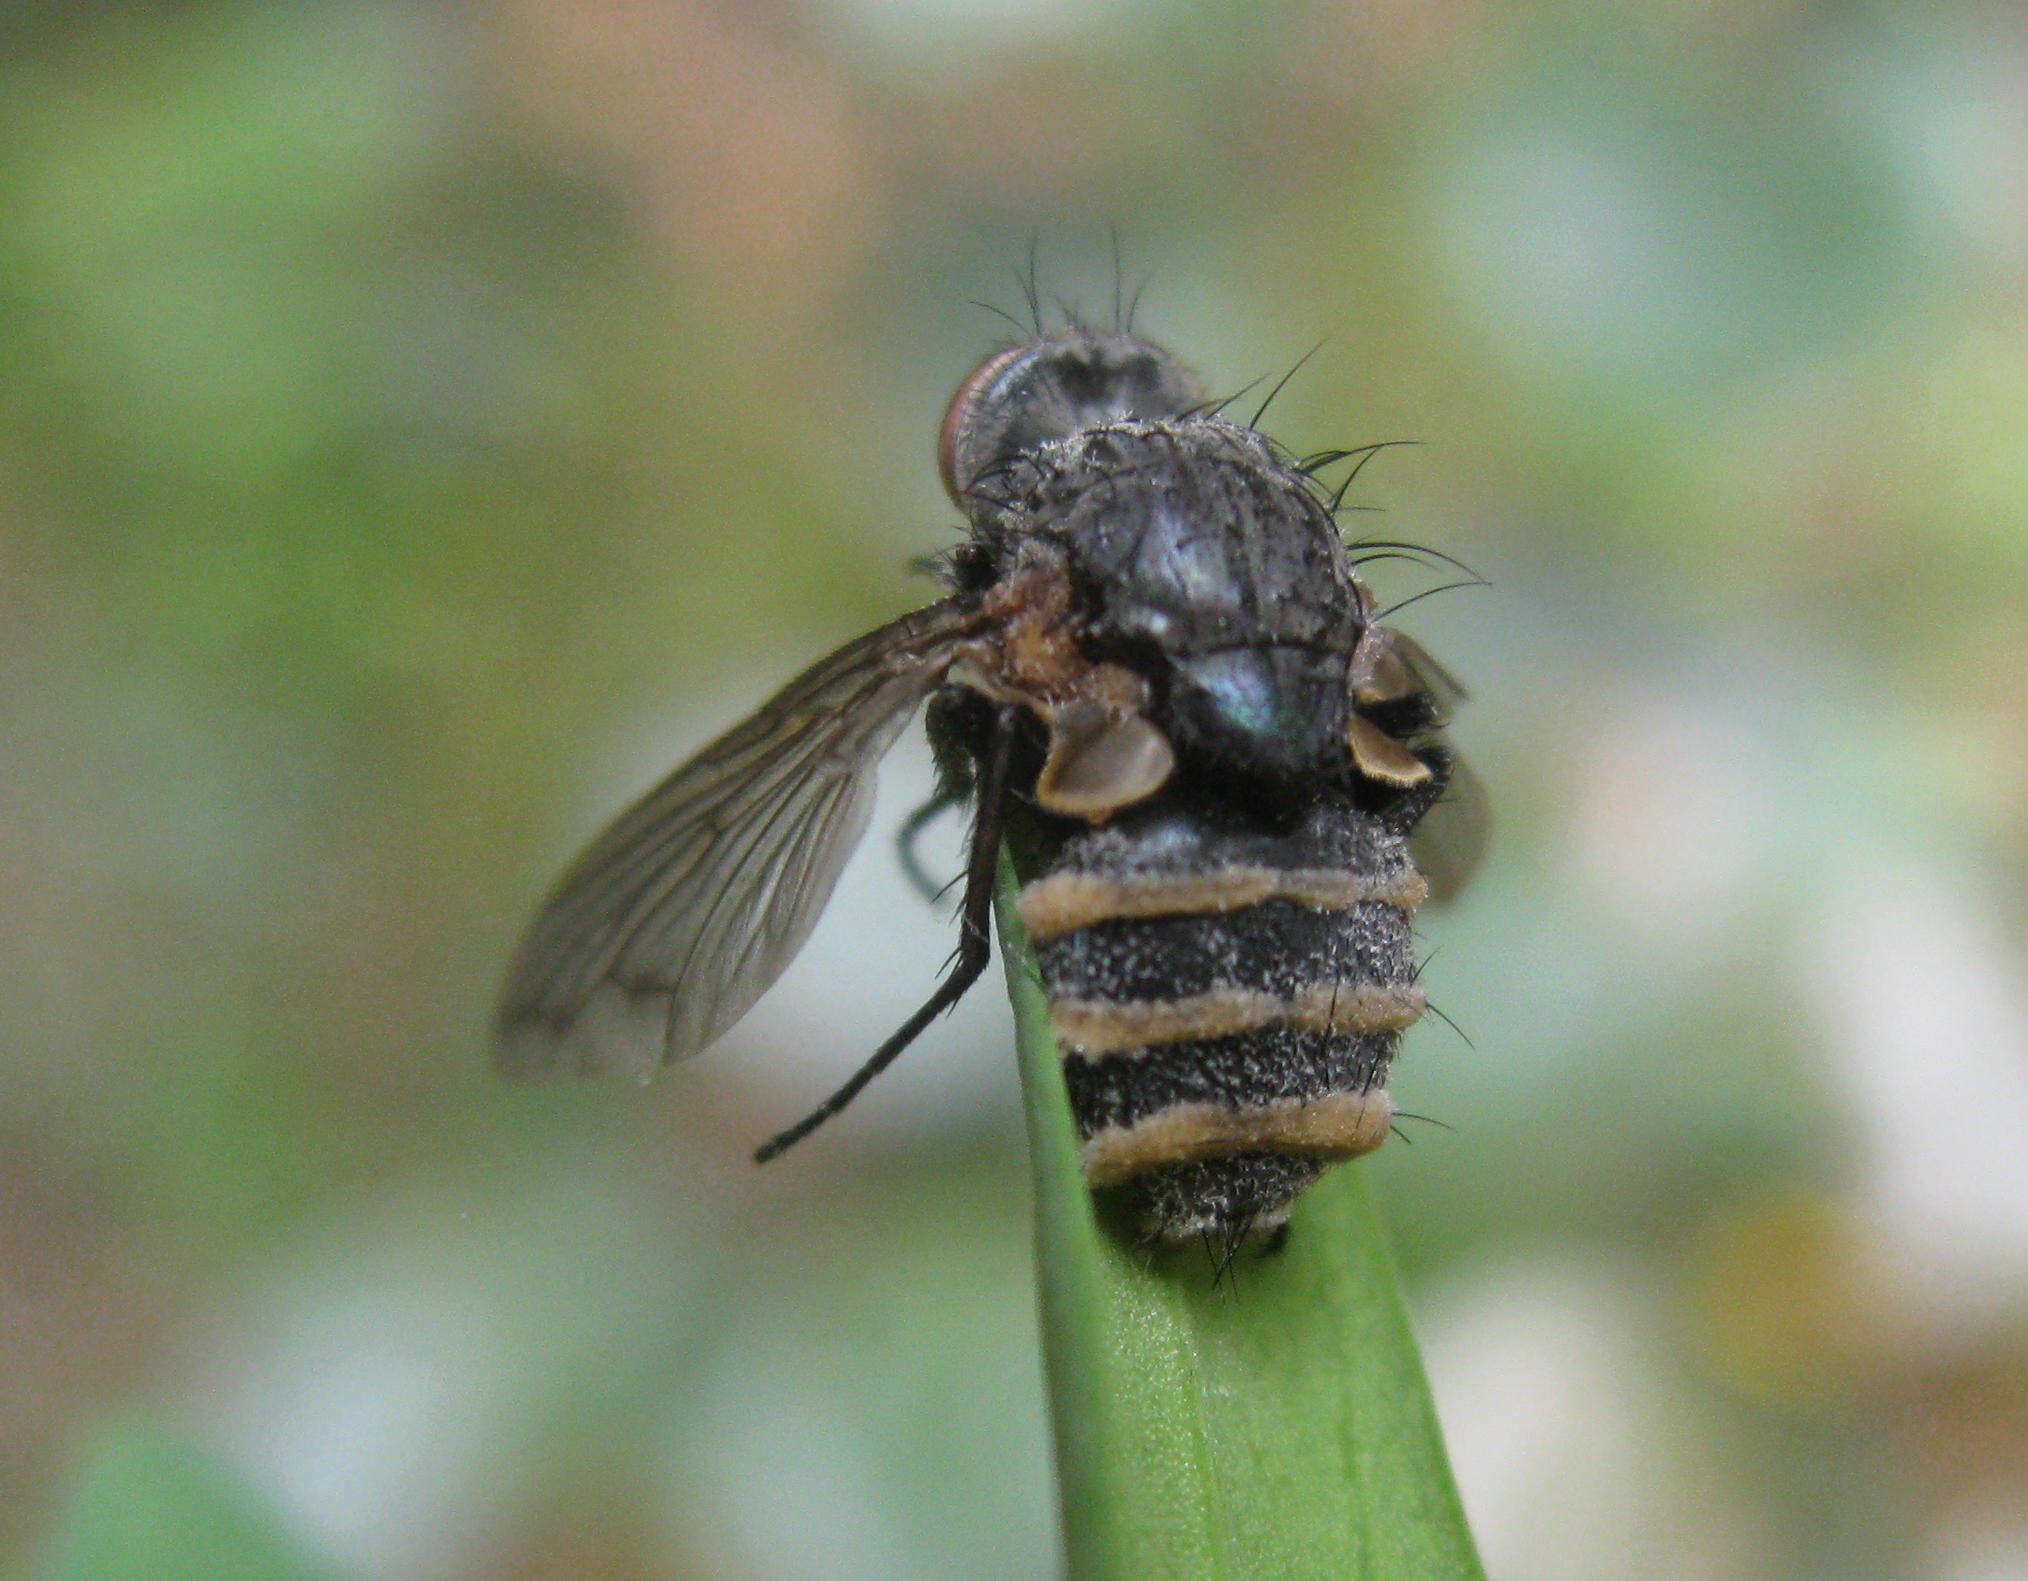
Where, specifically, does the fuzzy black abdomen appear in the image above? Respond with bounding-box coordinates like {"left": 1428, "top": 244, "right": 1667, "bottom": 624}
{"left": 1012, "top": 788, "right": 1425, "bottom": 1245}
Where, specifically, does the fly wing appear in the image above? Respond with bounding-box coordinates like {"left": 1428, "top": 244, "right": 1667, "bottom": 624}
{"left": 1383, "top": 627, "right": 1484, "bottom": 902}
{"left": 1387, "top": 627, "right": 1469, "bottom": 723}
{"left": 1413, "top": 749, "right": 1489, "bottom": 905}
{"left": 496, "top": 599, "right": 979, "bottom": 1080}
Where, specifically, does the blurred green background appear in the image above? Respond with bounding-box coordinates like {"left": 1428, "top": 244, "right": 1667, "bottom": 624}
{"left": 5, "top": 1, "right": 2027, "bottom": 1576}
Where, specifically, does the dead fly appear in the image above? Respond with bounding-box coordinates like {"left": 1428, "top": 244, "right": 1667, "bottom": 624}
{"left": 496, "top": 325, "right": 1484, "bottom": 1247}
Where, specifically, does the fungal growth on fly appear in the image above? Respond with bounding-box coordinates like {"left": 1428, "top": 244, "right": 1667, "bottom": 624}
{"left": 496, "top": 317, "right": 1483, "bottom": 1250}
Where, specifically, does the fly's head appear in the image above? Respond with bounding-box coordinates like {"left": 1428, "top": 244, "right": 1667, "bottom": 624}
{"left": 937, "top": 330, "right": 1208, "bottom": 508}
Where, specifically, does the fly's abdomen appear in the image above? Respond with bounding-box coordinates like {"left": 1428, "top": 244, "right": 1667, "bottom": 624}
{"left": 1013, "top": 792, "right": 1428, "bottom": 1244}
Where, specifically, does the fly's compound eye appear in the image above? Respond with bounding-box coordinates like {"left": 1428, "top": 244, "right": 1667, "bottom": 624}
{"left": 938, "top": 344, "right": 1029, "bottom": 502}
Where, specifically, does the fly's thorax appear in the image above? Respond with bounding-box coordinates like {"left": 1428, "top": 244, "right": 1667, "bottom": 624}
{"left": 1005, "top": 788, "right": 1426, "bottom": 1244}
{"left": 1017, "top": 422, "right": 1355, "bottom": 648}
{"left": 984, "top": 421, "right": 1366, "bottom": 780}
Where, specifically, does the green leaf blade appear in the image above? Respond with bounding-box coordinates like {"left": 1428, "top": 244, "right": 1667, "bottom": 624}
{"left": 998, "top": 857, "right": 1484, "bottom": 1580}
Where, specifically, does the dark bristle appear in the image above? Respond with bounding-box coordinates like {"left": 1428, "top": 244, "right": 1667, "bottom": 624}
{"left": 1376, "top": 577, "right": 1489, "bottom": 621}
{"left": 1248, "top": 342, "right": 1324, "bottom": 430}
{"left": 1420, "top": 998, "right": 1475, "bottom": 1050}
{"left": 968, "top": 298, "right": 1028, "bottom": 335}
{"left": 1343, "top": 537, "right": 1484, "bottom": 584}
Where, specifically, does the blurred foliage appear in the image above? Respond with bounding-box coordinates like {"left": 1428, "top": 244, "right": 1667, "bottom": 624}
{"left": 3, "top": 1, "right": 2027, "bottom": 1577}
{"left": 45, "top": 1420, "right": 340, "bottom": 1581}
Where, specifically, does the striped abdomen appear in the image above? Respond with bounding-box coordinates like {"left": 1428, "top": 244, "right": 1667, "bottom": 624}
{"left": 1014, "top": 792, "right": 1427, "bottom": 1244}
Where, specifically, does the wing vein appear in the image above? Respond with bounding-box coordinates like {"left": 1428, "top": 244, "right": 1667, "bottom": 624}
{"left": 495, "top": 599, "right": 981, "bottom": 1078}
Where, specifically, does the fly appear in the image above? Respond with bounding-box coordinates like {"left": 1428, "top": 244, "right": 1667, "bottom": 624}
{"left": 495, "top": 324, "right": 1484, "bottom": 1248}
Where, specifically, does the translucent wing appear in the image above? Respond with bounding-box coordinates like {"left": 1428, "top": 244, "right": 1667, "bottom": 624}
{"left": 1387, "top": 627, "right": 1469, "bottom": 723}
{"left": 1382, "top": 627, "right": 1484, "bottom": 902}
{"left": 496, "top": 599, "right": 980, "bottom": 1080}
{"left": 1413, "top": 750, "right": 1489, "bottom": 905}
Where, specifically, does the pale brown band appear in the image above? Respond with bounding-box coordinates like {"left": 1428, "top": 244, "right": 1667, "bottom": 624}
{"left": 1080, "top": 1089, "right": 1395, "bottom": 1186}
{"left": 1050, "top": 982, "right": 1426, "bottom": 1056}
{"left": 1017, "top": 865, "right": 1428, "bottom": 942}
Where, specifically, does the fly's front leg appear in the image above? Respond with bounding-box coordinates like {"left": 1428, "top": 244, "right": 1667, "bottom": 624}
{"left": 754, "top": 705, "right": 1019, "bottom": 1163}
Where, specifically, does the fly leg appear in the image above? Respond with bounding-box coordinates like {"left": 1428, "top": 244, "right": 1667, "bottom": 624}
{"left": 754, "top": 706, "right": 1018, "bottom": 1164}
{"left": 896, "top": 686, "right": 986, "bottom": 903}
{"left": 896, "top": 790, "right": 963, "bottom": 904}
